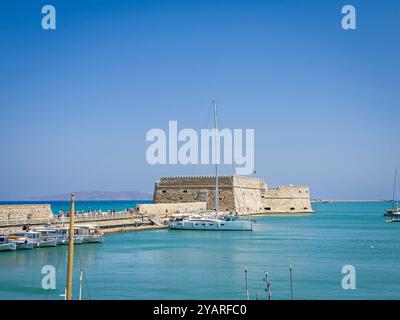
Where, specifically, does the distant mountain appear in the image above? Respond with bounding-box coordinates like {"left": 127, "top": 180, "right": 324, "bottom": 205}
{"left": 18, "top": 191, "right": 152, "bottom": 201}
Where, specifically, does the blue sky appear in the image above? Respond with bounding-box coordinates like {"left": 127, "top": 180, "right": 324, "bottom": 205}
{"left": 0, "top": 0, "right": 399, "bottom": 199}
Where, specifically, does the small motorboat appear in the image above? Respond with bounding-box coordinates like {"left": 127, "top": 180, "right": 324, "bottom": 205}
{"left": 74, "top": 225, "right": 104, "bottom": 243}
{"left": 0, "top": 236, "right": 17, "bottom": 251}
{"left": 13, "top": 231, "right": 57, "bottom": 248}
{"left": 7, "top": 235, "right": 34, "bottom": 250}
{"left": 33, "top": 226, "right": 69, "bottom": 245}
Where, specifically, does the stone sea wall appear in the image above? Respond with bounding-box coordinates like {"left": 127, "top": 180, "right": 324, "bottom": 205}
{"left": 0, "top": 204, "right": 53, "bottom": 226}
{"left": 137, "top": 202, "right": 207, "bottom": 215}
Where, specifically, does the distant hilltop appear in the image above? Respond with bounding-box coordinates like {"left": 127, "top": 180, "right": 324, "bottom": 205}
{"left": 16, "top": 191, "right": 152, "bottom": 201}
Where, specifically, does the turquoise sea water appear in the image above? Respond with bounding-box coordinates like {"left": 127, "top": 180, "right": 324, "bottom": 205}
{"left": 0, "top": 201, "right": 399, "bottom": 300}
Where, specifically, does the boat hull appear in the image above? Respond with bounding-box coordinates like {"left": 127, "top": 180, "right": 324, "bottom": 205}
{"left": 169, "top": 220, "right": 253, "bottom": 231}
{"left": 16, "top": 243, "right": 34, "bottom": 250}
{"left": 36, "top": 239, "right": 57, "bottom": 248}
{"left": 55, "top": 237, "right": 68, "bottom": 245}
{"left": 82, "top": 235, "right": 104, "bottom": 243}
{"left": 384, "top": 210, "right": 400, "bottom": 217}
{"left": 0, "top": 243, "right": 17, "bottom": 251}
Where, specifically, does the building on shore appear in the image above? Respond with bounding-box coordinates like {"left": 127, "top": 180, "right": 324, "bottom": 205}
{"left": 137, "top": 175, "right": 314, "bottom": 216}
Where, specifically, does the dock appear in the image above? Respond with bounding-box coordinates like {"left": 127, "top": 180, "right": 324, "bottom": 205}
{"left": 0, "top": 209, "right": 168, "bottom": 234}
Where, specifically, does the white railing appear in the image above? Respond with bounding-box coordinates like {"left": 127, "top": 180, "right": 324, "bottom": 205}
{"left": 0, "top": 212, "right": 137, "bottom": 227}
{"left": 56, "top": 211, "right": 134, "bottom": 224}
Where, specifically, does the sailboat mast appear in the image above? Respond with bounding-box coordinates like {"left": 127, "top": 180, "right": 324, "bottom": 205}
{"left": 66, "top": 193, "right": 75, "bottom": 300}
{"left": 396, "top": 167, "right": 399, "bottom": 210}
{"left": 393, "top": 168, "right": 397, "bottom": 209}
{"left": 213, "top": 101, "right": 219, "bottom": 215}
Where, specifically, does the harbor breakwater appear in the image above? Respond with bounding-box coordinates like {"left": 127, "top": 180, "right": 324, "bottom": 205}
{"left": 0, "top": 203, "right": 167, "bottom": 234}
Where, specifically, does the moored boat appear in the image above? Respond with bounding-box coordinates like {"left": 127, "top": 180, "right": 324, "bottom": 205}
{"left": 74, "top": 225, "right": 104, "bottom": 243}
{"left": 33, "top": 226, "right": 69, "bottom": 245}
{"left": 13, "top": 231, "right": 57, "bottom": 248}
{"left": 170, "top": 216, "right": 253, "bottom": 231}
{"left": 386, "top": 218, "right": 400, "bottom": 223}
{"left": 0, "top": 236, "right": 17, "bottom": 251}
{"left": 384, "top": 168, "right": 400, "bottom": 217}
{"left": 168, "top": 102, "right": 253, "bottom": 232}
{"left": 7, "top": 235, "right": 34, "bottom": 250}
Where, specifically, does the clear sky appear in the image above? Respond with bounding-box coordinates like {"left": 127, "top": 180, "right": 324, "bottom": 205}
{"left": 0, "top": 0, "right": 399, "bottom": 200}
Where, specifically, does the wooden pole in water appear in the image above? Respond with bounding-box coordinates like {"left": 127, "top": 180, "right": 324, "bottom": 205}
{"left": 66, "top": 193, "right": 75, "bottom": 300}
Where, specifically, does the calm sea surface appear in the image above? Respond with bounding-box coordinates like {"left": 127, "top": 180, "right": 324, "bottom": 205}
{"left": 0, "top": 201, "right": 399, "bottom": 300}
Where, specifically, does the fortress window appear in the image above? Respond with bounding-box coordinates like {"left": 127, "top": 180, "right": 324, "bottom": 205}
{"left": 219, "top": 197, "right": 222, "bottom": 200}
{"left": 162, "top": 190, "right": 167, "bottom": 193}
{"left": 299, "top": 190, "right": 302, "bottom": 193}
{"left": 261, "top": 196, "right": 265, "bottom": 198}
{"left": 290, "top": 207, "right": 295, "bottom": 210}
{"left": 183, "top": 190, "right": 188, "bottom": 193}
{"left": 264, "top": 207, "right": 271, "bottom": 211}
{"left": 304, "top": 207, "right": 308, "bottom": 210}
{"left": 179, "top": 197, "right": 183, "bottom": 200}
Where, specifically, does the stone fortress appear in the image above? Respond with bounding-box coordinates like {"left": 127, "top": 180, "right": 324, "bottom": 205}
{"left": 138, "top": 175, "right": 314, "bottom": 215}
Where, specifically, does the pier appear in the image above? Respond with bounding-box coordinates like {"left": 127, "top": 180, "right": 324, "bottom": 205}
{"left": 0, "top": 206, "right": 168, "bottom": 234}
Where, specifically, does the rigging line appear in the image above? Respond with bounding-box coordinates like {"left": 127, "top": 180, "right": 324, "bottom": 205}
{"left": 47, "top": 244, "right": 67, "bottom": 300}
{"left": 76, "top": 247, "right": 85, "bottom": 299}
{"left": 396, "top": 167, "right": 399, "bottom": 209}
{"left": 288, "top": 231, "right": 294, "bottom": 300}
{"left": 223, "top": 173, "right": 251, "bottom": 299}
{"left": 243, "top": 225, "right": 250, "bottom": 300}
{"left": 82, "top": 267, "right": 92, "bottom": 300}
{"left": 76, "top": 247, "right": 92, "bottom": 300}
{"left": 392, "top": 167, "right": 397, "bottom": 209}
{"left": 187, "top": 103, "right": 214, "bottom": 177}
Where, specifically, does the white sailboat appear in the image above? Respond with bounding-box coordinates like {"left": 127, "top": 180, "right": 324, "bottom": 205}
{"left": 169, "top": 102, "right": 253, "bottom": 231}
{"left": 384, "top": 167, "right": 400, "bottom": 217}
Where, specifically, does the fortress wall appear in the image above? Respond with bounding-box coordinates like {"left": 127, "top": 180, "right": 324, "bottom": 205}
{"left": 154, "top": 186, "right": 236, "bottom": 212}
{"left": 261, "top": 198, "right": 313, "bottom": 213}
{"left": 153, "top": 176, "right": 237, "bottom": 211}
{"left": 233, "top": 186, "right": 264, "bottom": 214}
{"left": 153, "top": 176, "right": 314, "bottom": 215}
{"left": 260, "top": 185, "right": 313, "bottom": 213}
{"left": 232, "top": 176, "right": 266, "bottom": 190}
{"left": 0, "top": 204, "right": 53, "bottom": 224}
{"left": 263, "top": 185, "right": 311, "bottom": 199}
{"left": 137, "top": 202, "right": 207, "bottom": 215}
